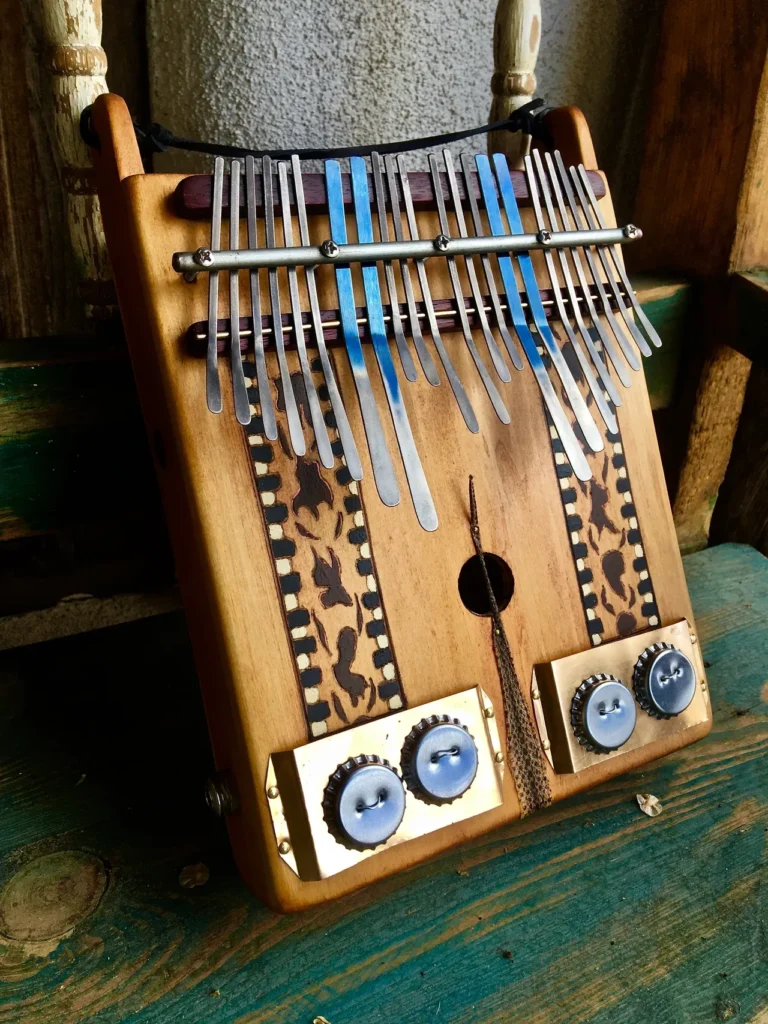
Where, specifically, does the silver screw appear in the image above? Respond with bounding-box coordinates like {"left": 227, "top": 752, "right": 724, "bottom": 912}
{"left": 433, "top": 233, "right": 450, "bottom": 252}
{"left": 320, "top": 239, "right": 340, "bottom": 258}
{"left": 267, "top": 786, "right": 279, "bottom": 800}
{"left": 624, "top": 224, "right": 641, "bottom": 240}
{"left": 278, "top": 840, "right": 292, "bottom": 855}
{"left": 205, "top": 773, "right": 239, "bottom": 817}
{"left": 494, "top": 751, "right": 505, "bottom": 764}
{"left": 484, "top": 706, "right": 495, "bottom": 719}
{"left": 537, "top": 229, "right": 552, "bottom": 245}
{"left": 194, "top": 247, "right": 213, "bottom": 266}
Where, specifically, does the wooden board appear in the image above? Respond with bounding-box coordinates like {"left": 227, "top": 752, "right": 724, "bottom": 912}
{"left": 0, "top": 542, "right": 764, "bottom": 1022}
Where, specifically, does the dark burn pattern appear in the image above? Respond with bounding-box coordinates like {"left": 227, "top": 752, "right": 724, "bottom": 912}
{"left": 242, "top": 354, "right": 405, "bottom": 739}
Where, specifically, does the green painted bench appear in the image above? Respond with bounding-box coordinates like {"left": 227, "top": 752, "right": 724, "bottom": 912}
{"left": 0, "top": 541, "right": 766, "bottom": 1023}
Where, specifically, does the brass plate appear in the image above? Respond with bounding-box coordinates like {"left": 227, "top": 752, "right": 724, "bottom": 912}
{"left": 267, "top": 686, "right": 504, "bottom": 880}
{"left": 532, "top": 618, "right": 710, "bottom": 774}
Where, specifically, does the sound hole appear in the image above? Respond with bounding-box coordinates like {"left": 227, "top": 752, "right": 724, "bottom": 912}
{"left": 458, "top": 554, "right": 514, "bottom": 616}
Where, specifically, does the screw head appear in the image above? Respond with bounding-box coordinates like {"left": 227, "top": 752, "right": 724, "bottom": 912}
{"left": 494, "top": 751, "right": 505, "bottom": 764}
{"left": 537, "top": 229, "right": 552, "bottom": 245}
{"left": 267, "top": 786, "right": 279, "bottom": 800}
{"left": 690, "top": 633, "right": 698, "bottom": 645}
{"left": 624, "top": 224, "right": 641, "bottom": 240}
{"left": 278, "top": 840, "right": 292, "bottom": 855}
{"left": 532, "top": 688, "right": 541, "bottom": 701}
{"left": 320, "top": 239, "right": 340, "bottom": 258}
{"left": 194, "top": 247, "right": 213, "bottom": 266}
{"left": 484, "top": 706, "right": 495, "bottom": 719}
{"left": 433, "top": 233, "right": 450, "bottom": 252}
{"left": 542, "top": 739, "right": 551, "bottom": 751}
{"left": 205, "top": 773, "right": 239, "bottom": 817}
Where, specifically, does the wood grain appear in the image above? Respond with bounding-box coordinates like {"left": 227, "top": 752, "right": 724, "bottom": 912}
{"left": 0, "top": 542, "right": 762, "bottom": 1021}
{"left": 90, "top": 95, "right": 708, "bottom": 911}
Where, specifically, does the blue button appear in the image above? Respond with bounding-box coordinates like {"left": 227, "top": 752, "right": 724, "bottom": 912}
{"left": 404, "top": 719, "right": 478, "bottom": 803}
{"left": 331, "top": 761, "right": 406, "bottom": 849}
{"left": 644, "top": 648, "right": 696, "bottom": 716}
{"left": 572, "top": 676, "right": 636, "bottom": 752}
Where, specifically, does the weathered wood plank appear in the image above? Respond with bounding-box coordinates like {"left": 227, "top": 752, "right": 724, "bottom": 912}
{"left": 0, "top": 542, "right": 765, "bottom": 1023}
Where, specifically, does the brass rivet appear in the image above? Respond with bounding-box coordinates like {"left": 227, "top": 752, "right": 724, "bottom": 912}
{"left": 278, "top": 840, "right": 292, "bottom": 855}
{"left": 484, "top": 706, "right": 495, "bottom": 719}
{"left": 267, "top": 786, "right": 279, "bottom": 800}
{"left": 542, "top": 739, "right": 551, "bottom": 751}
{"left": 532, "top": 688, "right": 540, "bottom": 700}
{"left": 690, "top": 633, "right": 698, "bottom": 645}
{"left": 494, "top": 751, "right": 504, "bottom": 764}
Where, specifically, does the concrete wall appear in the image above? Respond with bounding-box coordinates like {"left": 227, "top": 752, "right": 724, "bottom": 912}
{"left": 147, "top": 0, "right": 662, "bottom": 216}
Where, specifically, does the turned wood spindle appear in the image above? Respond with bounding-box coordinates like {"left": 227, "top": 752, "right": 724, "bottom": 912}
{"left": 489, "top": 0, "right": 541, "bottom": 167}
{"left": 41, "top": 0, "right": 112, "bottom": 318}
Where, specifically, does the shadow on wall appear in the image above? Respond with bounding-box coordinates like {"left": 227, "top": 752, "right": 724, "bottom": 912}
{"left": 145, "top": 0, "right": 663, "bottom": 218}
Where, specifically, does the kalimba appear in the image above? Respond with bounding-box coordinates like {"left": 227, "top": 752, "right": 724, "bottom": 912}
{"left": 89, "top": 94, "right": 711, "bottom": 912}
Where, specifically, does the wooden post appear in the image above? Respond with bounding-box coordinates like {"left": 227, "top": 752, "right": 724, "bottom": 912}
{"left": 488, "top": 0, "right": 541, "bottom": 167}
{"left": 41, "top": 0, "right": 112, "bottom": 318}
{"left": 632, "top": 1, "right": 768, "bottom": 553}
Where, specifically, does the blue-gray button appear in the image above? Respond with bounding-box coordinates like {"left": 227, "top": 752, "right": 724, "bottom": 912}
{"left": 403, "top": 718, "right": 478, "bottom": 803}
{"left": 572, "top": 675, "right": 636, "bottom": 753}
{"left": 326, "top": 758, "right": 406, "bottom": 850}
{"left": 635, "top": 645, "right": 696, "bottom": 718}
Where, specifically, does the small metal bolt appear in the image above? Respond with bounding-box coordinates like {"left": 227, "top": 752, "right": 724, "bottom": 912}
{"left": 278, "top": 840, "right": 292, "bottom": 855}
{"left": 267, "top": 786, "right": 279, "bottom": 800}
{"left": 542, "top": 739, "right": 551, "bottom": 751}
{"left": 484, "top": 706, "right": 495, "bottom": 719}
{"left": 320, "top": 239, "right": 340, "bottom": 258}
{"left": 537, "top": 229, "right": 552, "bottom": 245}
{"left": 433, "top": 233, "right": 450, "bottom": 252}
{"left": 532, "top": 688, "right": 540, "bottom": 701}
{"left": 690, "top": 633, "right": 698, "bottom": 645}
{"left": 194, "top": 247, "right": 213, "bottom": 266}
{"left": 205, "top": 773, "right": 240, "bottom": 817}
{"left": 624, "top": 224, "right": 641, "bottom": 240}
{"left": 494, "top": 751, "right": 504, "bottom": 764}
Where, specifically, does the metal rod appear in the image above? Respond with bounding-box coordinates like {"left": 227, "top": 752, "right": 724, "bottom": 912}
{"left": 543, "top": 152, "right": 633, "bottom": 386}
{"left": 369, "top": 151, "right": 418, "bottom": 382}
{"left": 350, "top": 156, "right": 437, "bottom": 531}
{"left": 442, "top": 150, "right": 510, "bottom": 383}
{"left": 429, "top": 154, "right": 510, "bottom": 424}
{"left": 460, "top": 151, "right": 522, "bottom": 371}
{"left": 278, "top": 161, "right": 334, "bottom": 468}
{"left": 391, "top": 154, "right": 478, "bottom": 433}
{"left": 326, "top": 159, "right": 400, "bottom": 507}
{"left": 245, "top": 155, "right": 277, "bottom": 439}
{"left": 492, "top": 152, "right": 602, "bottom": 455}
{"left": 206, "top": 156, "right": 224, "bottom": 413}
{"left": 378, "top": 153, "right": 440, "bottom": 385}
{"left": 263, "top": 154, "right": 306, "bottom": 455}
{"left": 291, "top": 154, "right": 363, "bottom": 481}
{"left": 173, "top": 225, "right": 639, "bottom": 276}
{"left": 531, "top": 149, "right": 622, "bottom": 404}
{"left": 524, "top": 153, "right": 618, "bottom": 433}
{"left": 228, "top": 160, "right": 251, "bottom": 425}
{"left": 475, "top": 153, "right": 592, "bottom": 482}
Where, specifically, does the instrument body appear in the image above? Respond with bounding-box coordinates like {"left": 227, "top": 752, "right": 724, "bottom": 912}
{"left": 91, "top": 95, "right": 710, "bottom": 912}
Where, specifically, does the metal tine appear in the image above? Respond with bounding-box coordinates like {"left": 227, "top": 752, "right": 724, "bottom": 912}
{"left": 262, "top": 156, "right": 305, "bottom": 455}
{"left": 523, "top": 154, "right": 618, "bottom": 433}
{"left": 474, "top": 153, "right": 592, "bottom": 481}
{"left": 206, "top": 156, "right": 224, "bottom": 413}
{"left": 245, "top": 156, "right": 277, "bottom": 439}
{"left": 568, "top": 164, "right": 652, "bottom": 359}
{"left": 460, "top": 152, "right": 522, "bottom": 371}
{"left": 369, "top": 152, "right": 418, "bottom": 382}
{"left": 291, "top": 154, "right": 363, "bottom": 481}
{"left": 491, "top": 152, "right": 603, "bottom": 454}
{"left": 349, "top": 156, "right": 437, "bottom": 531}
{"left": 552, "top": 151, "right": 641, "bottom": 372}
{"left": 228, "top": 161, "right": 251, "bottom": 425}
{"left": 389, "top": 154, "right": 479, "bottom": 433}
{"left": 377, "top": 154, "right": 440, "bottom": 385}
{"left": 543, "top": 152, "right": 634, "bottom": 385}
{"left": 442, "top": 150, "right": 510, "bottom": 383}
{"left": 531, "top": 149, "right": 624, "bottom": 400}
{"left": 277, "top": 162, "right": 334, "bottom": 468}
{"left": 576, "top": 164, "right": 662, "bottom": 349}
{"left": 325, "top": 159, "right": 400, "bottom": 507}
{"left": 428, "top": 155, "right": 510, "bottom": 424}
